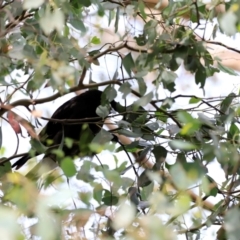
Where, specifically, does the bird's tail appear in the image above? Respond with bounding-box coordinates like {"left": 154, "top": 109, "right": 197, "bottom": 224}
{"left": 11, "top": 154, "right": 30, "bottom": 169}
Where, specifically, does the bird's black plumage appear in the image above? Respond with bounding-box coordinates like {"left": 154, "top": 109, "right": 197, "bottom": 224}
{"left": 12, "top": 89, "right": 116, "bottom": 169}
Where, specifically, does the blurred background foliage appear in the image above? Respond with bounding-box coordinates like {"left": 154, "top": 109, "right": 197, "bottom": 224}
{"left": 0, "top": 0, "right": 240, "bottom": 239}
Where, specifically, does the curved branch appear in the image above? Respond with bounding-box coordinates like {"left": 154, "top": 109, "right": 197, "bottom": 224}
{"left": 0, "top": 80, "right": 122, "bottom": 116}
{"left": 78, "top": 66, "right": 87, "bottom": 87}
{"left": 205, "top": 40, "right": 240, "bottom": 54}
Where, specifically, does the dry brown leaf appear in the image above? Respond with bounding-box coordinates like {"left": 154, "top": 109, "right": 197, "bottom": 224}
{"left": 7, "top": 111, "right": 22, "bottom": 134}
{"left": 7, "top": 110, "right": 38, "bottom": 139}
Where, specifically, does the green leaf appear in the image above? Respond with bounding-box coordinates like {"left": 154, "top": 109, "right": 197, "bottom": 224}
{"left": 137, "top": 77, "right": 147, "bottom": 95}
{"left": 121, "top": 177, "right": 135, "bottom": 190}
{"left": 133, "top": 92, "right": 153, "bottom": 108}
{"left": 114, "top": 7, "right": 120, "bottom": 33}
{"left": 116, "top": 141, "right": 140, "bottom": 153}
{"left": 96, "top": 105, "right": 109, "bottom": 118}
{"left": 40, "top": 9, "right": 65, "bottom": 35}
{"left": 79, "top": 191, "right": 92, "bottom": 206}
{"left": 169, "top": 140, "right": 198, "bottom": 151}
{"left": 202, "top": 143, "right": 215, "bottom": 162}
{"left": 155, "top": 109, "right": 168, "bottom": 123}
{"left": 77, "top": 161, "right": 96, "bottom": 182}
{"left": 80, "top": 0, "right": 91, "bottom": 7}
{"left": 102, "top": 2, "right": 119, "bottom": 10}
{"left": 169, "top": 163, "right": 193, "bottom": 190}
{"left": 169, "top": 57, "right": 180, "bottom": 71}
{"left": 177, "top": 111, "right": 195, "bottom": 124}
{"left": 65, "top": 138, "right": 73, "bottom": 149}
{"left": 177, "top": 111, "right": 201, "bottom": 135}
{"left": 184, "top": 55, "right": 198, "bottom": 72}
{"left": 23, "top": 0, "right": 44, "bottom": 9}
{"left": 218, "top": 62, "right": 238, "bottom": 76}
{"left": 189, "top": 97, "right": 201, "bottom": 104}
{"left": 91, "top": 36, "right": 101, "bottom": 45}
{"left": 79, "top": 125, "right": 95, "bottom": 154}
{"left": 143, "top": 20, "right": 157, "bottom": 44}
{"left": 163, "top": 81, "right": 176, "bottom": 92}
{"left": 125, "top": 107, "right": 146, "bottom": 123}
{"left": 132, "top": 111, "right": 147, "bottom": 124}
{"left": 23, "top": 45, "right": 38, "bottom": 59}
{"left": 60, "top": 157, "right": 77, "bottom": 177}
{"left": 103, "top": 169, "right": 121, "bottom": 183}
{"left": 195, "top": 65, "right": 206, "bottom": 88}
{"left": 135, "top": 70, "right": 148, "bottom": 78}
{"left": 162, "top": 70, "right": 177, "bottom": 83}
{"left": 118, "top": 129, "right": 142, "bottom": 138}
{"left": 202, "top": 175, "right": 218, "bottom": 197}
{"left": 119, "top": 82, "right": 132, "bottom": 98}
{"left": 102, "top": 190, "right": 118, "bottom": 206}
{"left": 30, "top": 138, "right": 47, "bottom": 154}
{"left": 219, "top": 11, "right": 237, "bottom": 35}
{"left": 220, "top": 93, "right": 236, "bottom": 113}
{"left": 146, "top": 122, "right": 159, "bottom": 131}
{"left": 141, "top": 182, "right": 154, "bottom": 201}
{"left": 69, "top": 19, "right": 86, "bottom": 32}
{"left": 0, "top": 162, "right": 11, "bottom": 178}
{"left": 93, "top": 183, "right": 103, "bottom": 203}
{"left": 225, "top": 207, "right": 240, "bottom": 239}
{"left": 51, "top": 149, "right": 64, "bottom": 158}
{"left": 182, "top": 161, "right": 207, "bottom": 178}
{"left": 104, "top": 86, "right": 117, "bottom": 102}
{"left": 92, "top": 129, "right": 113, "bottom": 145}
{"left": 138, "top": 0, "right": 147, "bottom": 19}
{"left": 0, "top": 207, "right": 21, "bottom": 238}
{"left": 197, "top": 113, "right": 216, "bottom": 129}
{"left": 228, "top": 123, "right": 240, "bottom": 142}
{"left": 122, "top": 53, "right": 135, "bottom": 76}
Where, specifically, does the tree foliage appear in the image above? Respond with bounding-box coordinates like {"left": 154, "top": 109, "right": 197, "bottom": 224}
{"left": 0, "top": 0, "right": 240, "bottom": 239}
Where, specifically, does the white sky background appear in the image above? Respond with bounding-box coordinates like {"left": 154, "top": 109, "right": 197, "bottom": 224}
{"left": 1, "top": 7, "right": 240, "bottom": 239}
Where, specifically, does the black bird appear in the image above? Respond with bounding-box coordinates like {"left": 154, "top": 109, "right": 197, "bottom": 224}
{"left": 12, "top": 89, "right": 117, "bottom": 169}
